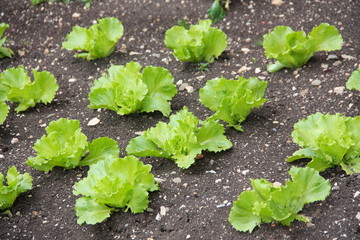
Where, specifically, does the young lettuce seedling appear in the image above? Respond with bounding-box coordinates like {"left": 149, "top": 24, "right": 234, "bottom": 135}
{"left": 263, "top": 23, "right": 343, "bottom": 72}
{"left": 73, "top": 156, "right": 159, "bottom": 225}
{"left": 199, "top": 76, "right": 268, "bottom": 131}
{"left": 88, "top": 61, "right": 177, "bottom": 116}
{"left": 62, "top": 17, "right": 123, "bottom": 60}
{"left": 126, "top": 107, "right": 232, "bottom": 169}
{"left": 229, "top": 167, "right": 330, "bottom": 232}
{"left": 0, "top": 66, "right": 59, "bottom": 113}
{"left": 0, "top": 166, "right": 33, "bottom": 211}
{"left": 0, "top": 23, "right": 14, "bottom": 58}
{"left": 164, "top": 19, "right": 227, "bottom": 64}
{"left": 27, "top": 118, "right": 120, "bottom": 172}
{"left": 287, "top": 113, "right": 360, "bottom": 174}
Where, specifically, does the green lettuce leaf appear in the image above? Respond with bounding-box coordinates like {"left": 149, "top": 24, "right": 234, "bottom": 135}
{"left": 62, "top": 17, "right": 123, "bottom": 60}
{"left": 73, "top": 156, "right": 159, "bottom": 225}
{"left": 0, "top": 23, "right": 14, "bottom": 59}
{"left": 263, "top": 23, "right": 343, "bottom": 72}
{"left": 229, "top": 167, "right": 330, "bottom": 232}
{"left": 126, "top": 107, "right": 232, "bottom": 169}
{"left": 0, "top": 101, "right": 9, "bottom": 125}
{"left": 0, "top": 166, "right": 33, "bottom": 211}
{"left": 287, "top": 113, "right": 360, "bottom": 174}
{"left": 346, "top": 68, "right": 360, "bottom": 91}
{"left": 79, "top": 137, "right": 120, "bottom": 166}
{"left": 0, "top": 66, "right": 59, "bottom": 112}
{"left": 199, "top": 77, "right": 268, "bottom": 131}
{"left": 164, "top": 19, "right": 227, "bottom": 63}
{"left": 88, "top": 61, "right": 177, "bottom": 116}
{"left": 207, "top": 0, "right": 226, "bottom": 24}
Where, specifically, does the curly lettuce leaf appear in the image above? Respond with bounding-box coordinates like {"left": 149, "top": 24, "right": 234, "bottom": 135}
{"left": 126, "top": 107, "right": 232, "bottom": 169}
{"left": 0, "top": 23, "right": 14, "bottom": 58}
{"left": 263, "top": 23, "right": 343, "bottom": 72}
{"left": 287, "top": 113, "right": 360, "bottom": 174}
{"left": 0, "top": 66, "right": 59, "bottom": 112}
{"left": 79, "top": 137, "right": 120, "bottom": 166}
{"left": 229, "top": 167, "right": 330, "bottom": 232}
{"left": 199, "top": 77, "right": 268, "bottom": 131}
{"left": 26, "top": 118, "right": 88, "bottom": 172}
{"left": 346, "top": 68, "right": 360, "bottom": 91}
{"left": 164, "top": 19, "right": 227, "bottom": 63}
{"left": 0, "top": 166, "right": 33, "bottom": 211}
{"left": 88, "top": 61, "right": 177, "bottom": 116}
{"left": 140, "top": 66, "right": 177, "bottom": 116}
{"left": 62, "top": 17, "right": 123, "bottom": 60}
{"left": 73, "top": 156, "right": 159, "bottom": 225}
{"left": 0, "top": 101, "right": 9, "bottom": 125}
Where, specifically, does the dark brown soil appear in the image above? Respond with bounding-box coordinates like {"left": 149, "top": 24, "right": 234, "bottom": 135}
{"left": 0, "top": 0, "right": 359, "bottom": 239}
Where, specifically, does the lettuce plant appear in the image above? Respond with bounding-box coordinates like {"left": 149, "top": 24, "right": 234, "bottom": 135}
{"left": 346, "top": 68, "right": 360, "bottom": 91}
{"left": 0, "top": 166, "right": 33, "bottom": 211}
{"left": 73, "top": 156, "right": 159, "bottom": 225}
{"left": 199, "top": 77, "right": 268, "bottom": 131}
{"left": 126, "top": 107, "right": 232, "bottom": 169}
{"left": 0, "top": 66, "right": 59, "bottom": 112}
{"left": 287, "top": 113, "right": 360, "bottom": 174}
{"left": 263, "top": 23, "right": 343, "bottom": 72}
{"left": 229, "top": 167, "right": 330, "bottom": 232}
{"left": 0, "top": 101, "right": 9, "bottom": 125}
{"left": 27, "top": 118, "right": 120, "bottom": 172}
{"left": 164, "top": 19, "right": 227, "bottom": 63}
{"left": 88, "top": 61, "right": 177, "bottom": 116}
{"left": 0, "top": 23, "right": 14, "bottom": 58}
{"left": 207, "top": 0, "right": 226, "bottom": 23}
{"left": 62, "top": 17, "right": 123, "bottom": 60}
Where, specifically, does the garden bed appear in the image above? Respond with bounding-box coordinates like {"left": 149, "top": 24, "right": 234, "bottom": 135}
{"left": 0, "top": 0, "right": 359, "bottom": 239}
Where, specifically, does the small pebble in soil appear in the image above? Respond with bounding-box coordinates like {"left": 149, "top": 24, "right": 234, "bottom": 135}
{"left": 241, "top": 169, "right": 249, "bottom": 175}
{"left": 334, "top": 86, "right": 345, "bottom": 95}
{"left": 327, "top": 54, "right": 339, "bottom": 60}
{"left": 172, "top": 177, "right": 181, "bottom": 183}
{"left": 333, "top": 61, "right": 342, "bottom": 66}
{"left": 11, "top": 138, "right": 19, "bottom": 144}
{"left": 311, "top": 79, "right": 321, "bottom": 86}
{"left": 272, "top": 0, "right": 284, "bottom": 6}
{"left": 87, "top": 117, "right": 100, "bottom": 126}
{"left": 341, "top": 54, "right": 355, "bottom": 60}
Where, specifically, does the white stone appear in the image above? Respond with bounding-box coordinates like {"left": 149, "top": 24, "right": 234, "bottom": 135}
{"left": 311, "top": 79, "right": 321, "bottom": 86}
{"left": 341, "top": 54, "right": 355, "bottom": 60}
{"left": 255, "top": 68, "right": 261, "bottom": 74}
{"left": 185, "top": 85, "right": 194, "bottom": 93}
{"left": 11, "top": 138, "right": 19, "bottom": 144}
{"left": 327, "top": 54, "right": 339, "bottom": 60}
{"left": 179, "top": 83, "right": 188, "bottom": 91}
{"left": 272, "top": 0, "right": 284, "bottom": 6}
{"left": 72, "top": 13, "right": 81, "bottom": 18}
{"left": 87, "top": 117, "right": 100, "bottom": 126}
{"left": 241, "top": 48, "right": 250, "bottom": 54}
{"left": 241, "top": 169, "right": 250, "bottom": 175}
{"left": 172, "top": 177, "right": 181, "bottom": 183}
{"left": 68, "top": 78, "right": 76, "bottom": 83}
{"left": 334, "top": 86, "right": 345, "bottom": 95}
